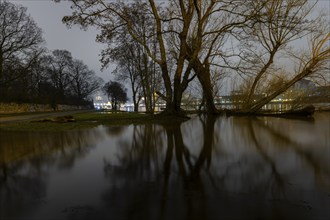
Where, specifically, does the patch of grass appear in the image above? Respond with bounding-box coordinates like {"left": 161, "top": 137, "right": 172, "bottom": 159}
{"left": 0, "top": 121, "right": 96, "bottom": 132}
{"left": 0, "top": 111, "right": 190, "bottom": 131}
{"left": 75, "top": 111, "right": 148, "bottom": 121}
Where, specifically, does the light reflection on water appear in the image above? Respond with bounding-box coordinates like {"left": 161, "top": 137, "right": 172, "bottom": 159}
{"left": 0, "top": 113, "right": 329, "bottom": 220}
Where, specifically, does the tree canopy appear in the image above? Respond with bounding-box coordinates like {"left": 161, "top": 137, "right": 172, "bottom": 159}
{"left": 103, "top": 81, "right": 128, "bottom": 110}
{"left": 0, "top": 0, "right": 44, "bottom": 85}
{"left": 61, "top": 0, "right": 329, "bottom": 114}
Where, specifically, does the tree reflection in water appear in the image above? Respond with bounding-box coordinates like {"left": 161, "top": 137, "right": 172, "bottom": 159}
{"left": 0, "top": 129, "right": 103, "bottom": 220}
{"left": 0, "top": 114, "right": 329, "bottom": 220}
{"left": 102, "top": 115, "right": 329, "bottom": 220}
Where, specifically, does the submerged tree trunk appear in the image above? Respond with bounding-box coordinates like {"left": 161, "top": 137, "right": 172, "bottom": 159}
{"left": 248, "top": 69, "right": 313, "bottom": 113}
{"left": 257, "top": 34, "right": 329, "bottom": 113}
{"left": 248, "top": 54, "right": 328, "bottom": 113}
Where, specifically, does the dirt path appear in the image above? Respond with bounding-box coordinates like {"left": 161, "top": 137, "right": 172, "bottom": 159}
{"left": 0, "top": 109, "right": 93, "bottom": 124}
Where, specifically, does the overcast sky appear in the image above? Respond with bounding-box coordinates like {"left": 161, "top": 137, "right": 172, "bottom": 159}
{"left": 8, "top": 0, "right": 330, "bottom": 94}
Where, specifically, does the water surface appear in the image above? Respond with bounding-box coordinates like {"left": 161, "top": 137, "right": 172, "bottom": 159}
{"left": 1, "top": 113, "right": 329, "bottom": 220}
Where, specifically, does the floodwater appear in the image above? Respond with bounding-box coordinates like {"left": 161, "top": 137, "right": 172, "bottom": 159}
{"left": 0, "top": 113, "right": 329, "bottom": 220}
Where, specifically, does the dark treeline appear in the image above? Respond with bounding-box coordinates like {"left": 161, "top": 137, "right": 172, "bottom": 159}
{"left": 0, "top": 1, "right": 103, "bottom": 108}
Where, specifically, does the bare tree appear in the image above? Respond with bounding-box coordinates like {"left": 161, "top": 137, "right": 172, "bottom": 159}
{"left": 0, "top": 1, "right": 44, "bottom": 85}
{"left": 60, "top": 0, "right": 328, "bottom": 115}
{"left": 44, "top": 49, "right": 73, "bottom": 104}
{"left": 237, "top": 0, "right": 327, "bottom": 112}
{"left": 61, "top": 0, "right": 245, "bottom": 114}
{"left": 101, "top": 17, "right": 161, "bottom": 113}
{"left": 248, "top": 33, "right": 330, "bottom": 112}
{"left": 61, "top": 0, "right": 198, "bottom": 115}
{"left": 70, "top": 59, "right": 103, "bottom": 101}
{"left": 111, "top": 48, "right": 142, "bottom": 112}
{"left": 173, "top": 0, "right": 262, "bottom": 113}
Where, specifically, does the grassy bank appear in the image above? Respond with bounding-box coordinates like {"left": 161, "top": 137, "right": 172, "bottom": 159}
{"left": 0, "top": 110, "right": 189, "bottom": 131}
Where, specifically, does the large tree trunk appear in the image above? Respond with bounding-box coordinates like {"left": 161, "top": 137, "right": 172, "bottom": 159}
{"left": 134, "top": 103, "right": 139, "bottom": 112}
{"left": 173, "top": 78, "right": 183, "bottom": 112}
{"left": 142, "top": 53, "right": 154, "bottom": 114}
{"left": 169, "top": 16, "right": 193, "bottom": 115}
{"left": 158, "top": 63, "right": 174, "bottom": 113}
{"left": 192, "top": 60, "right": 218, "bottom": 114}
{"left": 0, "top": 52, "right": 3, "bottom": 80}
{"left": 197, "top": 73, "right": 218, "bottom": 114}
{"left": 149, "top": 1, "right": 175, "bottom": 114}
